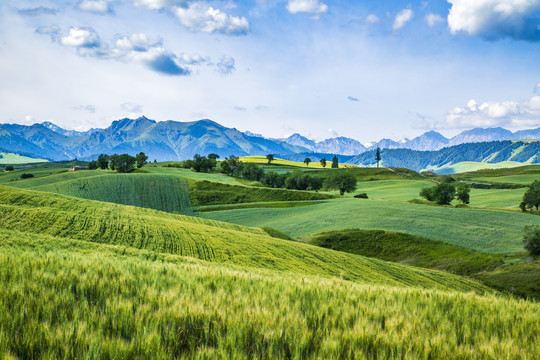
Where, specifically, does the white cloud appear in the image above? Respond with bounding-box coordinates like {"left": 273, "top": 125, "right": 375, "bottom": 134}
{"left": 446, "top": 95, "right": 540, "bottom": 128}
{"left": 447, "top": 0, "right": 540, "bottom": 41}
{"left": 366, "top": 14, "right": 380, "bottom": 24}
{"left": 77, "top": 0, "right": 112, "bottom": 13}
{"left": 393, "top": 9, "right": 413, "bottom": 30}
{"left": 173, "top": 3, "right": 249, "bottom": 34}
{"left": 286, "top": 0, "right": 328, "bottom": 15}
{"left": 61, "top": 27, "right": 102, "bottom": 48}
{"left": 534, "top": 82, "right": 540, "bottom": 94}
{"left": 425, "top": 13, "right": 444, "bottom": 27}
{"left": 216, "top": 55, "right": 235, "bottom": 74}
{"left": 73, "top": 104, "right": 96, "bottom": 113}
{"left": 133, "top": 0, "right": 187, "bottom": 10}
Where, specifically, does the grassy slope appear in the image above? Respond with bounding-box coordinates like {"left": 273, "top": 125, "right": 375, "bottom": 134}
{"left": 423, "top": 161, "right": 529, "bottom": 175}
{"left": 240, "top": 156, "right": 357, "bottom": 169}
{"left": 201, "top": 198, "right": 540, "bottom": 254}
{"left": 308, "top": 229, "right": 503, "bottom": 276}
{"left": 2, "top": 230, "right": 538, "bottom": 359}
{"left": 189, "top": 180, "right": 334, "bottom": 206}
{"left": 8, "top": 172, "right": 193, "bottom": 215}
{"left": 0, "top": 186, "right": 487, "bottom": 293}
{"left": 0, "top": 152, "right": 48, "bottom": 164}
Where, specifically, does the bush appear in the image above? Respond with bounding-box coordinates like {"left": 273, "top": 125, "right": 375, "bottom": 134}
{"left": 5, "top": 165, "right": 14, "bottom": 171}
{"left": 419, "top": 183, "right": 455, "bottom": 205}
{"left": 88, "top": 161, "right": 98, "bottom": 170}
{"left": 20, "top": 173, "right": 34, "bottom": 179}
{"left": 523, "top": 225, "right": 540, "bottom": 255}
{"left": 354, "top": 193, "right": 368, "bottom": 199}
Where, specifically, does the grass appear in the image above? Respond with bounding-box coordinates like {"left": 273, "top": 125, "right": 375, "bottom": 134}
{"left": 196, "top": 201, "right": 322, "bottom": 212}
{"left": 0, "top": 152, "right": 48, "bottom": 164}
{"left": 424, "top": 161, "right": 532, "bottom": 175}
{"left": 189, "top": 180, "right": 334, "bottom": 206}
{"left": 307, "top": 229, "right": 504, "bottom": 276}
{"left": 475, "top": 260, "right": 540, "bottom": 300}
{"left": 0, "top": 186, "right": 488, "bottom": 292}
{"left": 1, "top": 230, "right": 538, "bottom": 359}
{"left": 201, "top": 198, "right": 540, "bottom": 254}
{"left": 240, "top": 156, "right": 357, "bottom": 169}
{"left": 146, "top": 164, "right": 248, "bottom": 185}
{"left": 7, "top": 171, "right": 193, "bottom": 215}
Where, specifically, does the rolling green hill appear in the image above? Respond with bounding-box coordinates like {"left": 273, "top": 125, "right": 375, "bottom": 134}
{"left": 0, "top": 186, "right": 489, "bottom": 293}
{"left": 201, "top": 198, "right": 540, "bottom": 254}
{"left": 0, "top": 152, "right": 48, "bottom": 164}
{"left": 2, "top": 229, "right": 538, "bottom": 359}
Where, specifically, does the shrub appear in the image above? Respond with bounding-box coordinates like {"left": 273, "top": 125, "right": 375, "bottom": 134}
{"left": 5, "top": 165, "right": 14, "bottom": 171}
{"left": 20, "top": 173, "right": 34, "bottom": 179}
{"left": 354, "top": 193, "right": 368, "bottom": 199}
{"left": 523, "top": 225, "right": 540, "bottom": 255}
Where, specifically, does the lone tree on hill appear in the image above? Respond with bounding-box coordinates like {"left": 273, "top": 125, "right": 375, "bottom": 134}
{"left": 523, "top": 225, "right": 540, "bottom": 255}
{"left": 375, "top": 147, "right": 381, "bottom": 168}
{"left": 331, "top": 155, "right": 339, "bottom": 168}
{"left": 327, "top": 172, "right": 357, "bottom": 195}
{"left": 304, "top": 157, "right": 311, "bottom": 167}
{"left": 266, "top": 154, "right": 274, "bottom": 164}
{"left": 320, "top": 158, "right": 327, "bottom": 168}
{"left": 520, "top": 180, "right": 540, "bottom": 211}
{"left": 456, "top": 183, "right": 471, "bottom": 204}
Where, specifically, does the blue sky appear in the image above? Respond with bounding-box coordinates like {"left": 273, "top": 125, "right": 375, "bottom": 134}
{"left": 1, "top": 0, "right": 540, "bottom": 142}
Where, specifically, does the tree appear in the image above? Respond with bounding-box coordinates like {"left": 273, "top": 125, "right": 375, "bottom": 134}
{"left": 320, "top": 158, "right": 327, "bottom": 168}
{"left": 419, "top": 183, "right": 455, "bottom": 205}
{"left": 5, "top": 165, "right": 14, "bottom": 171}
{"left": 309, "top": 176, "right": 323, "bottom": 192}
{"left": 331, "top": 155, "right": 339, "bottom": 169}
{"left": 456, "top": 183, "right": 470, "bottom": 204}
{"left": 375, "top": 147, "right": 381, "bottom": 168}
{"left": 523, "top": 225, "right": 540, "bottom": 255}
{"left": 327, "top": 172, "right": 357, "bottom": 195}
{"left": 266, "top": 154, "right": 274, "bottom": 164}
{"left": 136, "top": 152, "right": 148, "bottom": 168}
{"left": 110, "top": 154, "right": 136, "bottom": 173}
{"left": 304, "top": 157, "right": 311, "bottom": 167}
{"left": 97, "top": 154, "right": 109, "bottom": 170}
{"left": 88, "top": 161, "right": 98, "bottom": 170}
{"left": 521, "top": 180, "right": 540, "bottom": 211}
{"left": 208, "top": 153, "right": 220, "bottom": 161}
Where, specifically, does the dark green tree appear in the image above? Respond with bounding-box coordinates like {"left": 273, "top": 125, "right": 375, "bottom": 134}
{"left": 320, "top": 158, "right": 327, "bottom": 168}
{"left": 523, "top": 225, "right": 540, "bottom": 255}
{"left": 326, "top": 172, "right": 357, "bottom": 195}
{"left": 5, "top": 165, "right": 14, "bottom": 171}
{"left": 97, "top": 154, "right": 109, "bottom": 170}
{"left": 331, "top": 155, "right": 339, "bottom": 169}
{"left": 136, "top": 152, "right": 148, "bottom": 168}
{"left": 521, "top": 180, "right": 540, "bottom": 211}
{"left": 88, "top": 161, "right": 98, "bottom": 170}
{"left": 108, "top": 154, "right": 119, "bottom": 171}
{"left": 375, "top": 147, "right": 381, "bottom": 168}
{"left": 420, "top": 183, "right": 455, "bottom": 205}
{"left": 304, "top": 157, "right": 311, "bottom": 167}
{"left": 266, "top": 154, "right": 274, "bottom": 164}
{"left": 111, "top": 154, "right": 136, "bottom": 173}
{"left": 208, "top": 153, "right": 220, "bottom": 161}
{"left": 308, "top": 176, "right": 324, "bottom": 192}
{"left": 456, "top": 183, "right": 470, "bottom": 204}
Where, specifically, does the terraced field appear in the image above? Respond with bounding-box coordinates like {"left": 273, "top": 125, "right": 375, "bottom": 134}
{"left": 202, "top": 198, "right": 540, "bottom": 253}
{"left": 2, "top": 229, "right": 538, "bottom": 359}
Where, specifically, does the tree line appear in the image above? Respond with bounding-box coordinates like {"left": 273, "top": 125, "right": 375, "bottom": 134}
{"left": 176, "top": 154, "right": 357, "bottom": 195}
{"left": 89, "top": 152, "right": 148, "bottom": 173}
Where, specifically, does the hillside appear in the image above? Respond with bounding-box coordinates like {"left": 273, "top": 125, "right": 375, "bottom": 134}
{"left": 349, "top": 141, "right": 540, "bottom": 172}
{"left": 2, "top": 229, "right": 538, "bottom": 359}
{"left": 0, "top": 186, "right": 488, "bottom": 292}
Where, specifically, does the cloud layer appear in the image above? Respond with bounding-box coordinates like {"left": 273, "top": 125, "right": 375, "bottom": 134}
{"left": 286, "top": 0, "right": 328, "bottom": 15}
{"left": 446, "top": 96, "right": 540, "bottom": 128}
{"left": 448, "top": 0, "right": 540, "bottom": 41}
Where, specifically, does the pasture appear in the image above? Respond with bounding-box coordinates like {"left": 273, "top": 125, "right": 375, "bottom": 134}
{"left": 1, "top": 230, "right": 538, "bottom": 359}
{"left": 201, "top": 198, "right": 540, "bottom": 254}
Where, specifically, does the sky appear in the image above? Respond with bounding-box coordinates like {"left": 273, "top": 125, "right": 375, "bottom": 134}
{"left": 1, "top": 0, "right": 540, "bottom": 143}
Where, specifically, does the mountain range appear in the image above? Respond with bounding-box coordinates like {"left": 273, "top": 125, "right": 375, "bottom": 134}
{"left": 0, "top": 116, "right": 539, "bottom": 162}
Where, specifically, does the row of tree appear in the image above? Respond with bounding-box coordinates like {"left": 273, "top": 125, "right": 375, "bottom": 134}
{"left": 181, "top": 154, "right": 357, "bottom": 194}
{"left": 419, "top": 180, "right": 471, "bottom": 205}
{"left": 266, "top": 154, "right": 341, "bottom": 168}
{"left": 89, "top": 152, "right": 148, "bottom": 173}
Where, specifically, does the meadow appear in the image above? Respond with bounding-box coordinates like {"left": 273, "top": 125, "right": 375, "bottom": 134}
{"left": 0, "top": 152, "right": 48, "bottom": 164}
{"left": 0, "top": 186, "right": 487, "bottom": 291}
{"left": 201, "top": 198, "right": 540, "bottom": 254}
{"left": 2, "top": 229, "right": 538, "bottom": 360}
